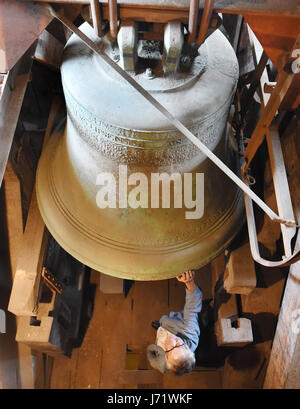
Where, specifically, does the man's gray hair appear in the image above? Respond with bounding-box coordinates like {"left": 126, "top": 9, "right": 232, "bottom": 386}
{"left": 166, "top": 348, "right": 196, "bottom": 376}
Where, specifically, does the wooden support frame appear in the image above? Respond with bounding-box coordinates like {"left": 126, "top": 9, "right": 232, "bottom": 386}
{"left": 3, "top": 164, "right": 35, "bottom": 389}
{"left": 8, "top": 97, "right": 62, "bottom": 317}
{"left": 263, "top": 117, "right": 300, "bottom": 388}
{"left": 243, "top": 33, "right": 300, "bottom": 175}
{"left": 21, "top": 0, "right": 300, "bottom": 17}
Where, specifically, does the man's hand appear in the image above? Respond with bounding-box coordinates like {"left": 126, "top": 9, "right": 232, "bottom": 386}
{"left": 177, "top": 270, "right": 196, "bottom": 291}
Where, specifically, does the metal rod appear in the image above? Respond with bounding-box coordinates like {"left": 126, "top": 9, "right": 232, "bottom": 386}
{"left": 196, "top": 0, "right": 214, "bottom": 45}
{"left": 188, "top": 0, "right": 199, "bottom": 43}
{"left": 109, "top": 0, "right": 118, "bottom": 38}
{"left": 90, "top": 0, "right": 103, "bottom": 37}
{"left": 47, "top": 5, "right": 297, "bottom": 227}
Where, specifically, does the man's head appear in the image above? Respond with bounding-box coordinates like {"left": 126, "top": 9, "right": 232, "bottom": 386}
{"left": 152, "top": 327, "right": 195, "bottom": 375}
{"left": 164, "top": 342, "right": 195, "bottom": 375}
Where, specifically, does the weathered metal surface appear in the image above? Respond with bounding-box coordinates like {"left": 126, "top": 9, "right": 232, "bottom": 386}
{"left": 36, "top": 22, "right": 245, "bottom": 280}
{"left": 163, "top": 22, "right": 184, "bottom": 74}
{"left": 0, "top": 44, "right": 36, "bottom": 188}
{"left": 117, "top": 22, "right": 137, "bottom": 72}
{"left": 0, "top": 0, "right": 52, "bottom": 73}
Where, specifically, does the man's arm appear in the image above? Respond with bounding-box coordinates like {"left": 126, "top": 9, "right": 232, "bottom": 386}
{"left": 177, "top": 270, "right": 197, "bottom": 291}
{"left": 177, "top": 270, "right": 203, "bottom": 322}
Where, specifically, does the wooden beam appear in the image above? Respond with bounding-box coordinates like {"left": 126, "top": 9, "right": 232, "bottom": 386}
{"left": 243, "top": 69, "right": 295, "bottom": 173}
{"left": 21, "top": 1, "right": 300, "bottom": 17}
{"left": 7, "top": 189, "right": 49, "bottom": 316}
{"left": 224, "top": 242, "right": 256, "bottom": 295}
{"left": 8, "top": 97, "right": 61, "bottom": 317}
{"left": 196, "top": 0, "right": 214, "bottom": 45}
{"left": 188, "top": 0, "right": 199, "bottom": 43}
{"left": 0, "top": 0, "right": 52, "bottom": 73}
{"left": 108, "top": 0, "right": 118, "bottom": 38}
{"left": 90, "top": 0, "right": 103, "bottom": 37}
{"left": 263, "top": 260, "right": 300, "bottom": 388}
{"left": 117, "top": 369, "right": 162, "bottom": 385}
{"left": 263, "top": 117, "right": 300, "bottom": 389}
{"left": 3, "top": 164, "right": 35, "bottom": 389}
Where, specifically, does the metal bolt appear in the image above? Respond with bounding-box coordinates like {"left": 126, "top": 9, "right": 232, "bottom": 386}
{"left": 145, "top": 67, "right": 154, "bottom": 79}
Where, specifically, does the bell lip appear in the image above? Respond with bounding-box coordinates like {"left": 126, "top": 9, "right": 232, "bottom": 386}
{"left": 36, "top": 131, "right": 245, "bottom": 281}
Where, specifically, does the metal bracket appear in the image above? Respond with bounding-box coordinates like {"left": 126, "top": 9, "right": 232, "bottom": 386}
{"left": 42, "top": 267, "right": 63, "bottom": 295}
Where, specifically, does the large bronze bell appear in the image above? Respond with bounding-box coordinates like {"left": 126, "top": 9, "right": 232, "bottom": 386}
{"left": 36, "top": 23, "right": 244, "bottom": 280}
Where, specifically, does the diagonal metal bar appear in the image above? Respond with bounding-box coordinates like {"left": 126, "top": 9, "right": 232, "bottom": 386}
{"left": 45, "top": 4, "right": 297, "bottom": 228}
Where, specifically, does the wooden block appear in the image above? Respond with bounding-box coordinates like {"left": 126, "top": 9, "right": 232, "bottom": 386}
{"left": 215, "top": 318, "right": 253, "bottom": 347}
{"left": 224, "top": 243, "right": 256, "bottom": 295}
{"left": 117, "top": 369, "right": 162, "bottom": 385}
{"left": 217, "top": 294, "right": 238, "bottom": 320}
{"left": 16, "top": 316, "right": 61, "bottom": 355}
{"left": 99, "top": 273, "right": 124, "bottom": 294}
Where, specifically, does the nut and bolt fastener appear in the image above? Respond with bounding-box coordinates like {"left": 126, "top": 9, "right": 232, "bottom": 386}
{"left": 145, "top": 67, "right": 154, "bottom": 79}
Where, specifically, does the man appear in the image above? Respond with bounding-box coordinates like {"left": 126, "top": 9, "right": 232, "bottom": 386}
{"left": 147, "top": 270, "right": 203, "bottom": 375}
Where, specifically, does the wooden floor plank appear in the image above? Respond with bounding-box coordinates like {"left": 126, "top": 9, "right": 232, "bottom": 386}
{"left": 163, "top": 369, "right": 222, "bottom": 389}
{"left": 73, "top": 286, "right": 103, "bottom": 389}
{"left": 130, "top": 281, "right": 169, "bottom": 347}
{"left": 98, "top": 291, "right": 133, "bottom": 388}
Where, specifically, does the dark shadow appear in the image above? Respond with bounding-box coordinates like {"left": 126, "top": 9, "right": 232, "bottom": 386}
{"left": 43, "top": 236, "right": 96, "bottom": 357}
{"left": 227, "top": 345, "right": 261, "bottom": 370}
{"left": 242, "top": 312, "right": 278, "bottom": 344}
{"left": 255, "top": 262, "right": 288, "bottom": 289}
{"left": 195, "top": 299, "right": 237, "bottom": 368}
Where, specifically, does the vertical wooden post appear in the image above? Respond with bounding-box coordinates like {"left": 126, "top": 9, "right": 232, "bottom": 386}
{"left": 90, "top": 0, "right": 103, "bottom": 37}
{"left": 108, "top": 0, "right": 118, "bottom": 38}
{"left": 3, "top": 164, "right": 35, "bottom": 389}
{"left": 197, "top": 0, "right": 214, "bottom": 45}
{"left": 188, "top": 0, "right": 199, "bottom": 43}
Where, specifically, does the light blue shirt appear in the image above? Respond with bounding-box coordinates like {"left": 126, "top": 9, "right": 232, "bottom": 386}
{"left": 159, "top": 286, "right": 203, "bottom": 352}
